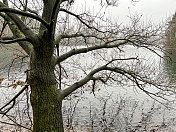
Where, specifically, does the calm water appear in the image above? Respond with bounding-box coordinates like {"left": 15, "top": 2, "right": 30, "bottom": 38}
{"left": 0, "top": 45, "right": 176, "bottom": 131}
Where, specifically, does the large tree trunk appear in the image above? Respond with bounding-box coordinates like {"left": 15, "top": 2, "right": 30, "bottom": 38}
{"left": 30, "top": 84, "right": 64, "bottom": 132}
{"left": 28, "top": 42, "right": 64, "bottom": 132}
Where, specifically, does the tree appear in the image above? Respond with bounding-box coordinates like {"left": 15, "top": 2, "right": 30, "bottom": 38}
{"left": 0, "top": 0, "right": 173, "bottom": 131}
{"left": 165, "top": 12, "right": 176, "bottom": 46}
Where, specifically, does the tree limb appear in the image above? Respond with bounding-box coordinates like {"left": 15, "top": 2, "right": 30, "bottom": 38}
{"left": 0, "top": 4, "right": 34, "bottom": 55}
{"left": 0, "top": 37, "right": 29, "bottom": 44}
{"left": 49, "top": 0, "right": 62, "bottom": 38}
{"left": 0, "top": 7, "right": 49, "bottom": 28}
{"left": 55, "top": 33, "right": 104, "bottom": 45}
{"left": 61, "top": 62, "right": 169, "bottom": 102}
{"left": 0, "top": 2, "right": 38, "bottom": 44}
{"left": 54, "top": 33, "right": 105, "bottom": 47}
{"left": 61, "top": 64, "right": 139, "bottom": 98}
{"left": 61, "top": 65, "right": 107, "bottom": 98}
{"left": 56, "top": 39, "right": 128, "bottom": 64}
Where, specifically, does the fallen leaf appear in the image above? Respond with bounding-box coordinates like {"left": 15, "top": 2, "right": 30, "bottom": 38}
{"left": 0, "top": 78, "right": 4, "bottom": 84}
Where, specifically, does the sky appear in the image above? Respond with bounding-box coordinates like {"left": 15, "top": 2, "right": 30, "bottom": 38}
{"left": 74, "top": 0, "right": 176, "bottom": 25}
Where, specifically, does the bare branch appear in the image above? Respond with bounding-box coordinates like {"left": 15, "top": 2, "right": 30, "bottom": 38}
{"left": 60, "top": 64, "right": 142, "bottom": 98}
{"left": 0, "top": 120, "right": 32, "bottom": 131}
{"left": 54, "top": 33, "right": 104, "bottom": 45}
{"left": 56, "top": 39, "right": 128, "bottom": 64}
{"left": 0, "top": 85, "right": 29, "bottom": 115}
{"left": 0, "top": 7, "right": 49, "bottom": 28}
{"left": 61, "top": 65, "right": 107, "bottom": 98}
{"left": 0, "top": 4, "right": 35, "bottom": 55}
{"left": 49, "top": 0, "right": 62, "bottom": 35}
{"left": 0, "top": 2, "right": 39, "bottom": 44}
{"left": 0, "top": 114, "right": 32, "bottom": 131}
{"left": 0, "top": 37, "right": 28, "bottom": 44}
{"left": 59, "top": 8, "right": 108, "bottom": 33}
{"left": 0, "top": 20, "right": 7, "bottom": 37}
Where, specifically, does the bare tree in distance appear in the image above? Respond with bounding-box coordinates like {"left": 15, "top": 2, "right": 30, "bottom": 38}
{"left": 0, "top": 0, "right": 173, "bottom": 131}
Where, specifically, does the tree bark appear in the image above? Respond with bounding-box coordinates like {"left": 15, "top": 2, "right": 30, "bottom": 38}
{"left": 30, "top": 84, "right": 64, "bottom": 132}
{"left": 28, "top": 41, "right": 64, "bottom": 132}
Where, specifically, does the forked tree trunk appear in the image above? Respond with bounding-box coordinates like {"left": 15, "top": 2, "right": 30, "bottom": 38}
{"left": 28, "top": 43, "right": 64, "bottom": 132}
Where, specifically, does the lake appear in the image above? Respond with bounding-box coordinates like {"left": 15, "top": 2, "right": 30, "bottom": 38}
{"left": 0, "top": 45, "right": 176, "bottom": 131}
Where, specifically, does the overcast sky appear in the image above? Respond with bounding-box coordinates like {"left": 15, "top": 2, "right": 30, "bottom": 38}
{"left": 74, "top": 0, "right": 176, "bottom": 25}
